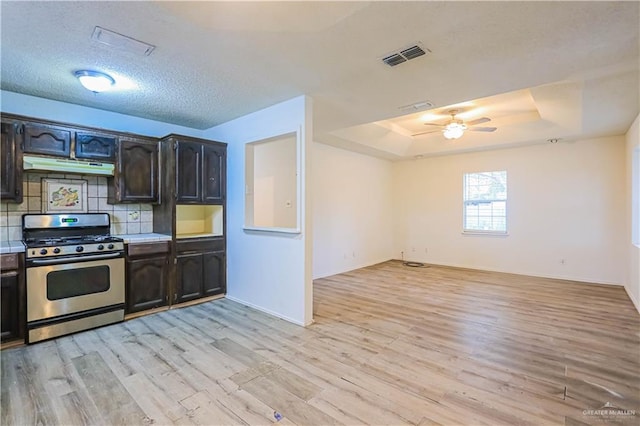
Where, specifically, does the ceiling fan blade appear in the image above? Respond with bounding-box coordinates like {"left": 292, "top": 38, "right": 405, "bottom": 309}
{"left": 422, "top": 122, "right": 445, "bottom": 127}
{"left": 468, "top": 126, "right": 497, "bottom": 132}
{"left": 412, "top": 129, "right": 442, "bottom": 137}
{"left": 466, "top": 117, "right": 491, "bottom": 126}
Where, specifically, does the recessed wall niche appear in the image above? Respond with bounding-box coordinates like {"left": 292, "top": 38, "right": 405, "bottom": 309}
{"left": 244, "top": 131, "right": 300, "bottom": 233}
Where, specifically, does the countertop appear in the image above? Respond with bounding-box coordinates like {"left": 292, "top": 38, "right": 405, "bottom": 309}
{"left": 0, "top": 234, "right": 172, "bottom": 253}
{"left": 0, "top": 240, "right": 26, "bottom": 254}
{"left": 118, "top": 233, "right": 172, "bottom": 244}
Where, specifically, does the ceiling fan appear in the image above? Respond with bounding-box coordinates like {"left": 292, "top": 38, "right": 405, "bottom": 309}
{"left": 412, "top": 109, "right": 497, "bottom": 139}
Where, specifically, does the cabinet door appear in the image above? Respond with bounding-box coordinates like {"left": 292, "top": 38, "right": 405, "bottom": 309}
{"left": 176, "top": 142, "right": 202, "bottom": 203}
{"left": 202, "top": 145, "right": 225, "bottom": 204}
{"left": 126, "top": 255, "right": 167, "bottom": 313}
{"left": 1, "top": 272, "right": 20, "bottom": 342}
{"left": 111, "top": 139, "right": 159, "bottom": 203}
{"left": 176, "top": 252, "right": 203, "bottom": 303}
{"left": 203, "top": 250, "right": 225, "bottom": 296}
{"left": 23, "top": 123, "right": 71, "bottom": 157}
{"left": 0, "top": 122, "right": 23, "bottom": 203}
{"left": 75, "top": 132, "right": 116, "bottom": 161}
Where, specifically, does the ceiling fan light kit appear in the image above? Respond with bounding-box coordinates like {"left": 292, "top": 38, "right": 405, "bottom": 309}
{"left": 413, "top": 109, "right": 497, "bottom": 139}
{"left": 443, "top": 122, "right": 466, "bottom": 139}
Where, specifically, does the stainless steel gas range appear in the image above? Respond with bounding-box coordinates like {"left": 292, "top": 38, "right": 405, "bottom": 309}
{"left": 22, "top": 213, "right": 125, "bottom": 343}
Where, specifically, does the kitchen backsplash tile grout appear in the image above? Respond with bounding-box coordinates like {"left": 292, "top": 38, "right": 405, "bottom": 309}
{"left": 0, "top": 172, "right": 153, "bottom": 241}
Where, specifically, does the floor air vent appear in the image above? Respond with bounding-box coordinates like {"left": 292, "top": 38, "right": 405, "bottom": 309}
{"left": 382, "top": 44, "right": 429, "bottom": 67}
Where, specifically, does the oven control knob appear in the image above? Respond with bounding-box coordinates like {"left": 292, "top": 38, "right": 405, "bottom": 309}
{"left": 76, "top": 246, "right": 84, "bottom": 253}
{"left": 107, "top": 243, "right": 114, "bottom": 250}
{"left": 53, "top": 248, "right": 61, "bottom": 254}
{"left": 97, "top": 244, "right": 104, "bottom": 250}
{"left": 39, "top": 249, "right": 48, "bottom": 255}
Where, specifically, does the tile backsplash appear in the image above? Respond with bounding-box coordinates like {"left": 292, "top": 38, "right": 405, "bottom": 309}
{"left": 0, "top": 172, "right": 153, "bottom": 241}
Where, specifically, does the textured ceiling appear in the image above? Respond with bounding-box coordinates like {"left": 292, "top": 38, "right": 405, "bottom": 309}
{"left": 1, "top": 1, "right": 638, "bottom": 159}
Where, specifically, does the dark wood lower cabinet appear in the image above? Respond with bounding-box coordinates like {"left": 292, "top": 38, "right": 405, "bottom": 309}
{"left": 176, "top": 252, "right": 204, "bottom": 303}
{"left": 1, "top": 253, "right": 24, "bottom": 342}
{"left": 203, "top": 251, "right": 225, "bottom": 297}
{"left": 175, "top": 238, "right": 226, "bottom": 303}
{"left": 126, "top": 242, "right": 169, "bottom": 314}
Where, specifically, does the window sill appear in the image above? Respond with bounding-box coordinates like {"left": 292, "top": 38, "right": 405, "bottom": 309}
{"left": 462, "top": 230, "right": 509, "bottom": 237}
{"left": 243, "top": 226, "right": 301, "bottom": 235}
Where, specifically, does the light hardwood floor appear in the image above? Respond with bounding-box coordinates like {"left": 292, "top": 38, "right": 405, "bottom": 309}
{"left": 2, "top": 260, "right": 639, "bottom": 425}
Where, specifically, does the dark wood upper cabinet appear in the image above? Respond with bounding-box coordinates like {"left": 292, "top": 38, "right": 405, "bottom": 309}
{"left": 74, "top": 132, "right": 116, "bottom": 161}
{"left": 0, "top": 121, "right": 23, "bottom": 203}
{"left": 176, "top": 141, "right": 202, "bottom": 203}
{"left": 172, "top": 138, "right": 226, "bottom": 204}
{"left": 108, "top": 138, "right": 159, "bottom": 204}
{"left": 23, "top": 123, "right": 71, "bottom": 157}
{"left": 202, "top": 144, "right": 225, "bottom": 204}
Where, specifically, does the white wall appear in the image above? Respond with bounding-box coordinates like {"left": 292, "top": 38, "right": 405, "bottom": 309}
{"left": 625, "top": 114, "right": 640, "bottom": 312}
{"left": 393, "top": 136, "right": 626, "bottom": 285}
{"left": 312, "top": 142, "right": 394, "bottom": 279}
{"left": 0, "top": 90, "right": 204, "bottom": 138}
{"left": 203, "top": 96, "right": 313, "bottom": 326}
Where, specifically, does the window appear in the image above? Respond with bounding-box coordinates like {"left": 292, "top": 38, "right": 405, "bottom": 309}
{"left": 463, "top": 170, "right": 507, "bottom": 234}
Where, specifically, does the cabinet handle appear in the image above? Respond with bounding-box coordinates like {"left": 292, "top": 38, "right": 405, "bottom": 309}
{"left": 209, "top": 177, "right": 215, "bottom": 181}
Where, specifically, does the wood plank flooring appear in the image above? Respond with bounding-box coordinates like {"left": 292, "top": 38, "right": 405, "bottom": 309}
{"left": 2, "top": 260, "right": 639, "bottom": 425}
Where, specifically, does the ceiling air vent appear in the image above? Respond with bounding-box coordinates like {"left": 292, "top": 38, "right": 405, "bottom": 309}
{"left": 381, "top": 43, "right": 430, "bottom": 67}
{"left": 382, "top": 53, "right": 407, "bottom": 67}
{"left": 400, "top": 45, "right": 426, "bottom": 60}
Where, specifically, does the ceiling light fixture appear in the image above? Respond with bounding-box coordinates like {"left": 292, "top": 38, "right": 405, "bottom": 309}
{"left": 442, "top": 122, "right": 466, "bottom": 140}
{"left": 74, "top": 70, "right": 115, "bottom": 93}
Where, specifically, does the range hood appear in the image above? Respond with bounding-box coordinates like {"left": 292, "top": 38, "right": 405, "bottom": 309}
{"left": 23, "top": 155, "right": 115, "bottom": 176}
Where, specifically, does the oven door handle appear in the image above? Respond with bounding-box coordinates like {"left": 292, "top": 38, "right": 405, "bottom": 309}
{"left": 29, "top": 252, "right": 123, "bottom": 265}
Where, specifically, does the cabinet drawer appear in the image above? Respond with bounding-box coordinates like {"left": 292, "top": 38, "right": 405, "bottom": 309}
{"left": 0, "top": 253, "right": 19, "bottom": 270}
{"left": 175, "top": 237, "right": 223, "bottom": 254}
{"left": 127, "top": 241, "right": 170, "bottom": 258}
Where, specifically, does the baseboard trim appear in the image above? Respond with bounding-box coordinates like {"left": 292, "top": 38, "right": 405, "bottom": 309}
{"left": 389, "top": 259, "right": 623, "bottom": 287}
{"left": 313, "top": 257, "right": 394, "bottom": 280}
{"left": 224, "top": 295, "right": 311, "bottom": 327}
{"left": 624, "top": 285, "right": 640, "bottom": 314}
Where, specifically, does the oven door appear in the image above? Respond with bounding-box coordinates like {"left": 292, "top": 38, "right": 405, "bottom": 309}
{"left": 26, "top": 253, "right": 125, "bottom": 322}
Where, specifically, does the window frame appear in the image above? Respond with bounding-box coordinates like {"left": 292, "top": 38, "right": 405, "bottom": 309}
{"left": 462, "top": 170, "right": 508, "bottom": 235}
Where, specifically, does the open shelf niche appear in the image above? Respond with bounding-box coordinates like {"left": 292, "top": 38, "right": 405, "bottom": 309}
{"left": 175, "top": 204, "right": 223, "bottom": 239}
